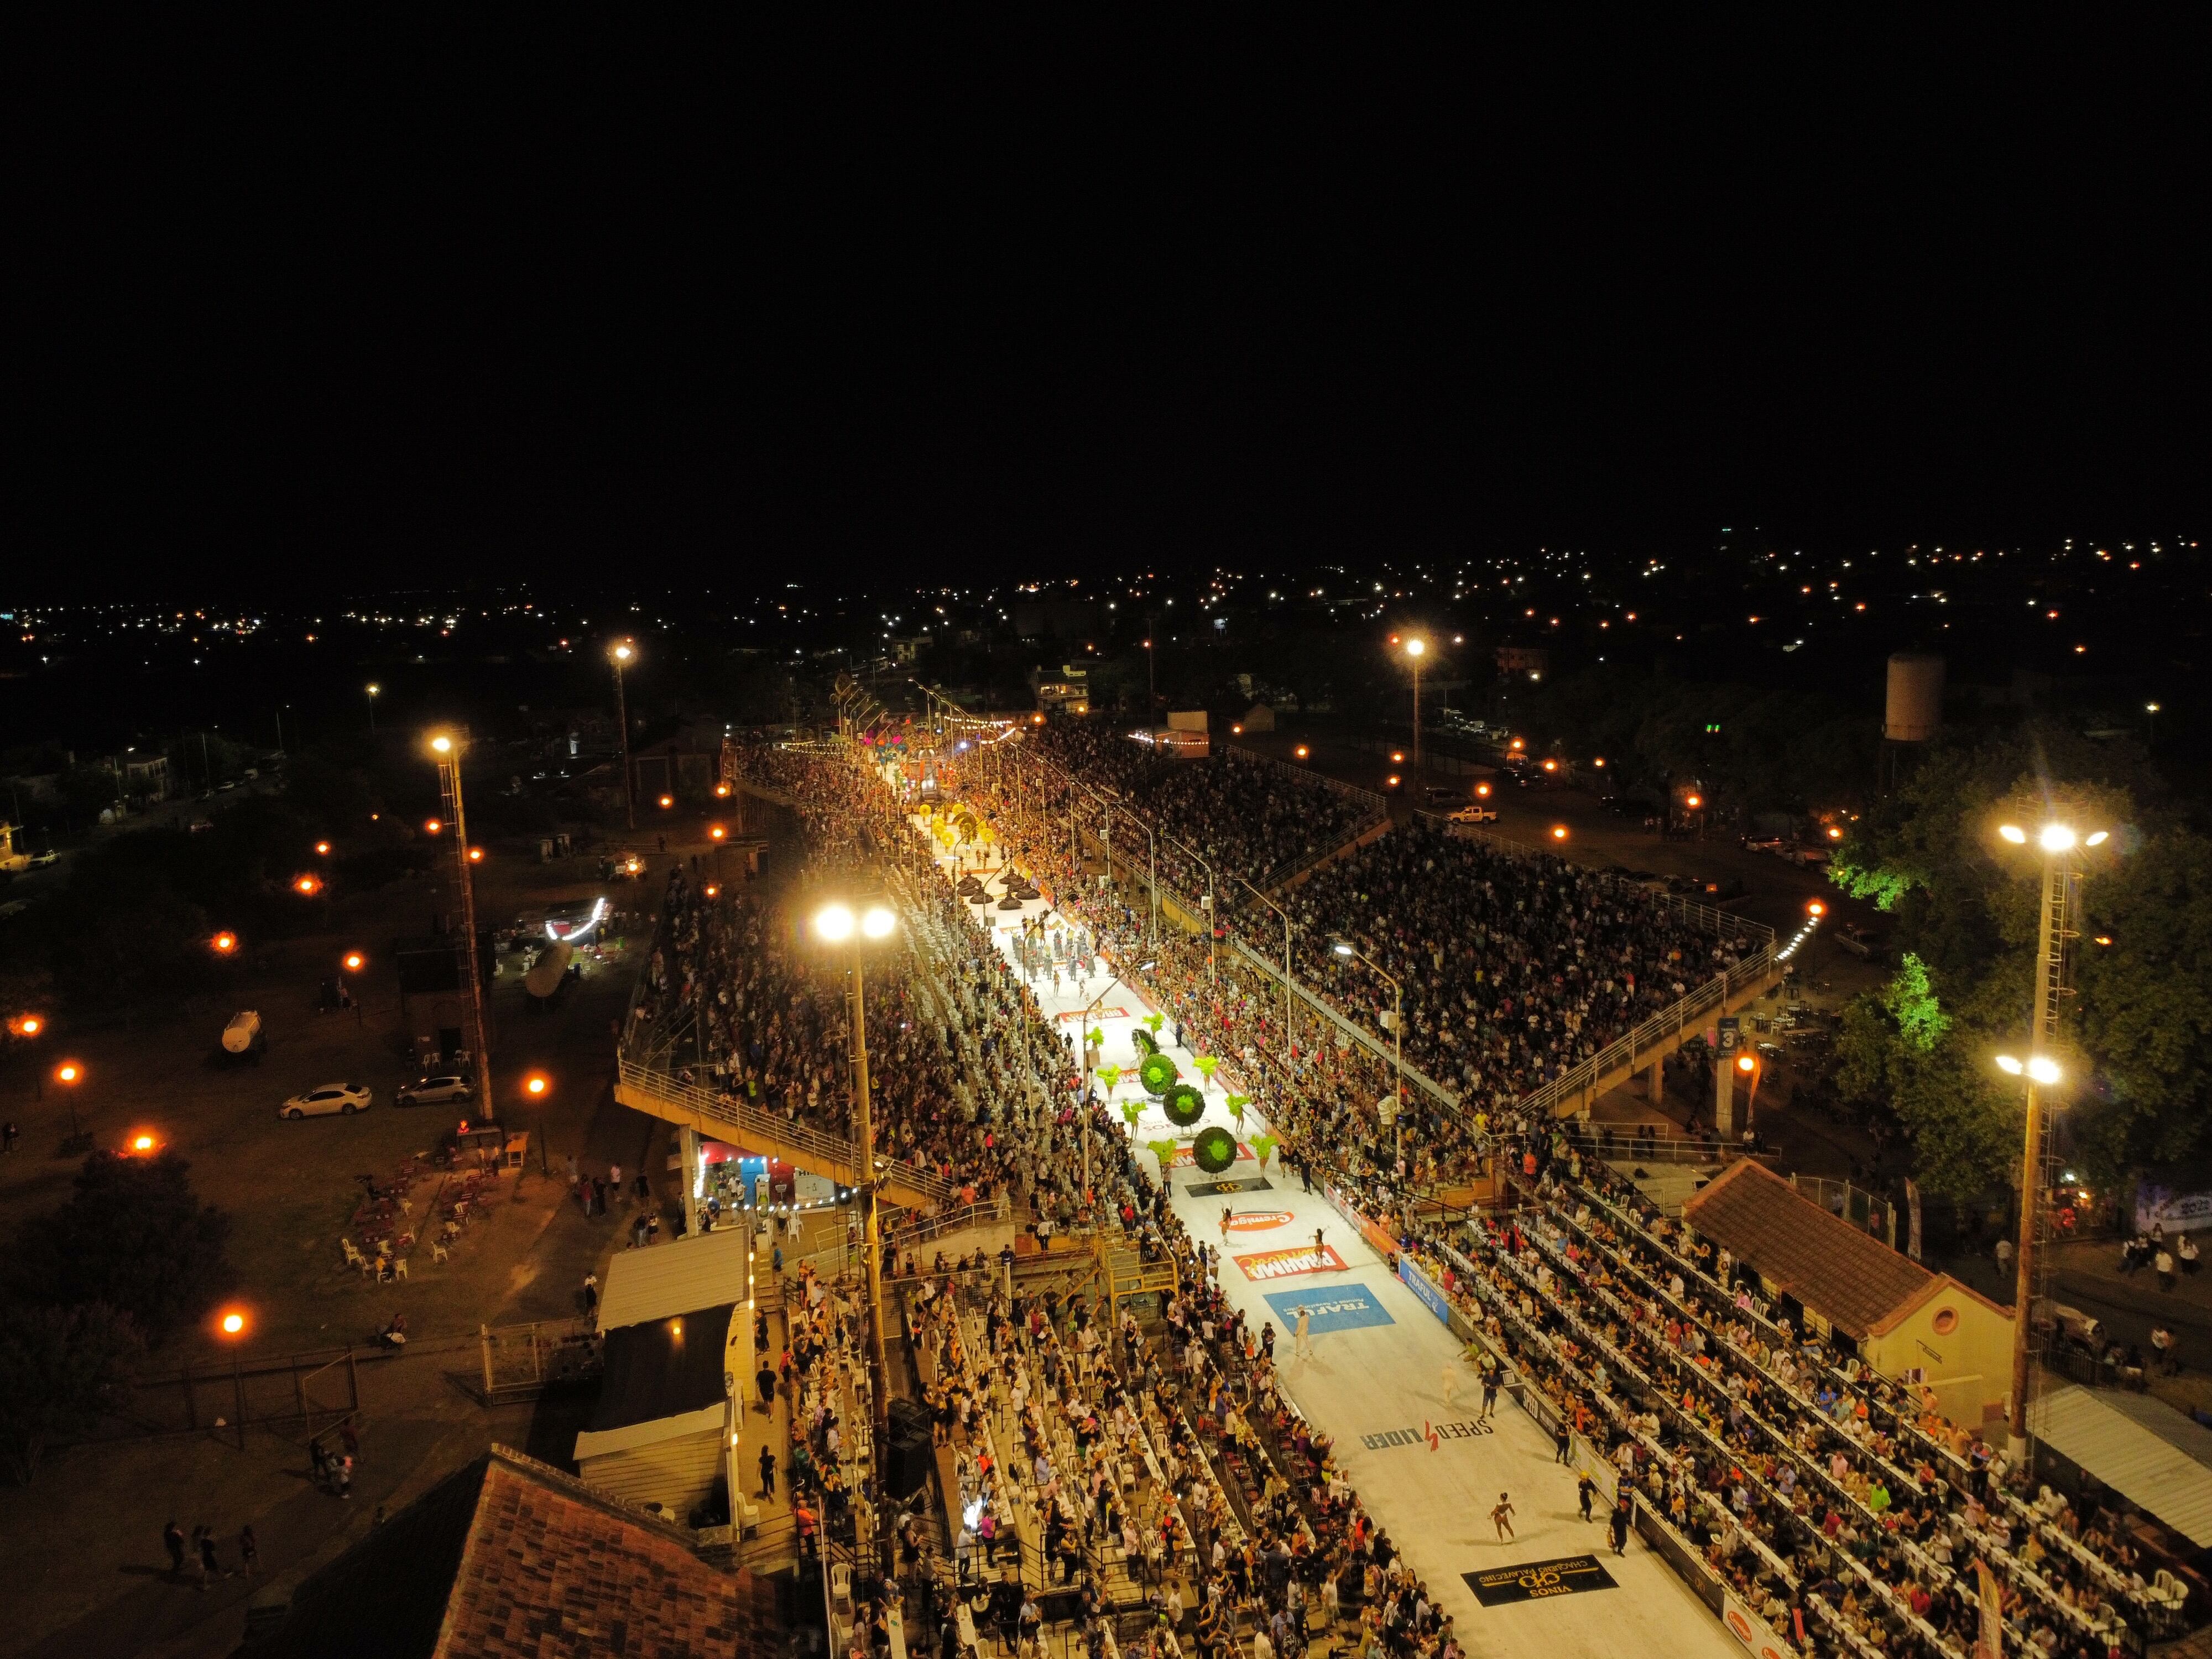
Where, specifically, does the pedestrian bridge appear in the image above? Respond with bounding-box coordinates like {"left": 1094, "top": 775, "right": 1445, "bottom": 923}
{"left": 613, "top": 1059, "right": 953, "bottom": 1211}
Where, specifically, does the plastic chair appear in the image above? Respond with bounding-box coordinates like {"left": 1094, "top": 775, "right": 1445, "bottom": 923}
{"left": 432, "top": 1241, "right": 450, "bottom": 1264}
{"left": 393, "top": 1258, "right": 409, "bottom": 1280}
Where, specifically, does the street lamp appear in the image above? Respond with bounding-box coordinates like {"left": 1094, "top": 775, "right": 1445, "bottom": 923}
{"left": 429, "top": 732, "right": 495, "bottom": 1128}
{"left": 365, "top": 684, "right": 380, "bottom": 733}
{"left": 523, "top": 1073, "right": 551, "bottom": 1173}
{"left": 1330, "top": 940, "right": 1405, "bottom": 1186}
{"left": 709, "top": 823, "right": 727, "bottom": 884}
{"left": 1402, "top": 638, "right": 1427, "bottom": 775}
{"left": 55, "top": 1060, "right": 87, "bottom": 1150}
{"left": 1240, "top": 877, "right": 1295, "bottom": 1068}
{"left": 610, "top": 643, "right": 637, "bottom": 831}
{"left": 2147, "top": 702, "right": 2161, "bottom": 747}
{"left": 1994, "top": 819, "right": 2105, "bottom": 1460}
{"left": 217, "top": 1307, "right": 249, "bottom": 1448}
{"left": 812, "top": 900, "right": 898, "bottom": 1452}
{"left": 211, "top": 931, "right": 238, "bottom": 956}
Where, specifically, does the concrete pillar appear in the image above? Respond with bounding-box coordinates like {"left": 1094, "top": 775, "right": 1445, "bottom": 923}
{"left": 1714, "top": 1061, "right": 1735, "bottom": 1142}
{"left": 1647, "top": 1058, "right": 1664, "bottom": 1107}
{"left": 680, "top": 1124, "right": 702, "bottom": 1239}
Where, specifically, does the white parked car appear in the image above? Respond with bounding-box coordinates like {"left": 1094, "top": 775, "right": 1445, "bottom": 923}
{"left": 397, "top": 1073, "right": 472, "bottom": 1107}
{"left": 279, "top": 1081, "right": 373, "bottom": 1119}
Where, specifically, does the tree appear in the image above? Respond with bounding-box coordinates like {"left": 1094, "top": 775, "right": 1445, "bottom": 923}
{"left": 10, "top": 1150, "right": 235, "bottom": 1347}
{"left": 0, "top": 1296, "right": 142, "bottom": 1483}
{"left": 1828, "top": 722, "right": 2210, "bottom": 1193}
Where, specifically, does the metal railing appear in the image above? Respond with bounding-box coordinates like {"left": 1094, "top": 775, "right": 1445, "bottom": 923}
{"left": 614, "top": 1059, "right": 956, "bottom": 1207}
{"left": 883, "top": 1198, "right": 1007, "bottom": 1253}
{"left": 1515, "top": 945, "right": 1779, "bottom": 1122}
{"left": 1220, "top": 739, "right": 1389, "bottom": 814}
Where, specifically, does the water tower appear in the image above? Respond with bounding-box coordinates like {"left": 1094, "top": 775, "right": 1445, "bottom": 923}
{"left": 1880, "top": 652, "right": 1945, "bottom": 793}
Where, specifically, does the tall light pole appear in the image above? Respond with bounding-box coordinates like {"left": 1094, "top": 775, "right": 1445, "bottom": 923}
{"left": 1331, "top": 940, "right": 1404, "bottom": 1183}
{"left": 1403, "top": 638, "right": 1427, "bottom": 776}
{"left": 429, "top": 733, "right": 496, "bottom": 1126}
{"left": 365, "top": 684, "right": 380, "bottom": 733}
{"left": 2146, "top": 702, "right": 2161, "bottom": 749}
{"left": 1995, "top": 818, "right": 2107, "bottom": 1460}
{"left": 1241, "top": 877, "right": 1294, "bottom": 1068}
{"left": 611, "top": 641, "right": 637, "bottom": 831}
{"left": 815, "top": 900, "right": 897, "bottom": 1453}
{"left": 1164, "top": 831, "right": 1215, "bottom": 985}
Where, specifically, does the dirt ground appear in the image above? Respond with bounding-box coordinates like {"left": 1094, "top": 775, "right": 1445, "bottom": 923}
{"left": 0, "top": 816, "right": 736, "bottom": 1658}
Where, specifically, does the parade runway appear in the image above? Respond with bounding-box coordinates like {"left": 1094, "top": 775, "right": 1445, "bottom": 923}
{"left": 913, "top": 815, "right": 1735, "bottom": 1659}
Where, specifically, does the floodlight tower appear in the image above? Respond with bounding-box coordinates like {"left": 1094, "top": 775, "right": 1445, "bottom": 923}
{"left": 430, "top": 732, "right": 496, "bottom": 1123}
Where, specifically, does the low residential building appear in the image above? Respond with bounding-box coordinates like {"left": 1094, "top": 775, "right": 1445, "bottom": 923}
{"left": 1683, "top": 1159, "right": 2015, "bottom": 1428}
{"left": 572, "top": 1227, "right": 755, "bottom": 1522}
{"left": 243, "top": 1443, "right": 779, "bottom": 1657}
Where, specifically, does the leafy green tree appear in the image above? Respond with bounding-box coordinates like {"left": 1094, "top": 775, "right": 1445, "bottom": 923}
{"left": 10, "top": 1151, "right": 236, "bottom": 1347}
{"left": 1828, "top": 722, "right": 2210, "bottom": 1192}
{"left": 0, "top": 1296, "right": 143, "bottom": 1484}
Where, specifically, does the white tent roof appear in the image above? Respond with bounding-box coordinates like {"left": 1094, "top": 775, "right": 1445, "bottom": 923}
{"left": 597, "top": 1227, "right": 754, "bottom": 1333}
{"left": 573, "top": 1401, "right": 727, "bottom": 1461}
{"left": 2031, "top": 1384, "right": 2212, "bottom": 1547}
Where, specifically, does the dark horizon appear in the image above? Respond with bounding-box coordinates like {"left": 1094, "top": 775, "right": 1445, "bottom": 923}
{"left": 12, "top": 22, "right": 2209, "bottom": 601}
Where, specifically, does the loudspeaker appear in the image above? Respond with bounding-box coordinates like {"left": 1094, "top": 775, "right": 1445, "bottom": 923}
{"left": 886, "top": 1428, "right": 934, "bottom": 1499}
{"left": 889, "top": 1398, "right": 931, "bottom": 1439}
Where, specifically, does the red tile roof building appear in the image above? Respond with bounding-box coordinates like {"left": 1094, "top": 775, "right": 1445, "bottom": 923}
{"left": 250, "top": 1444, "right": 778, "bottom": 1658}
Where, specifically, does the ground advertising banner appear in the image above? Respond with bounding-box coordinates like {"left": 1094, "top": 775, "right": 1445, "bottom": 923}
{"left": 1397, "top": 1255, "right": 1454, "bottom": 1326}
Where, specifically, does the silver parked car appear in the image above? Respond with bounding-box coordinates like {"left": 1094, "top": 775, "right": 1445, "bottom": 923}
{"left": 396, "top": 1073, "right": 473, "bottom": 1107}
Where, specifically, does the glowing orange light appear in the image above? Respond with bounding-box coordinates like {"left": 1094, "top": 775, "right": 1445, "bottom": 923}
{"left": 212, "top": 932, "right": 237, "bottom": 954}
{"left": 1593, "top": 758, "right": 1605, "bottom": 767}
{"left": 709, "top": 825, "right": 726, "bottom": 842}
{"left": 1510, "top": 739, "right": 1524, "bottom": 751}
{"left": 1807, "top": 900, "right": 1825, "bottom": 917}
{"left": 1827, "top": 826, "right": 1843, "bottom": 840}
{"left": 15, "top": 1015, "right": 42, "bottom": 1037}
{"left": 1543, "top": 759, "right": 1557, "bottom": 772}
{"left": 703, "top": 883, "right": 720, "bottom": 898}
{"left": 1295, "top": 746, "right": 1310, "bottom": 759}
{"left": 294, "top": 874, "right": 321, "bottom": 896}
{"left": 56, "top": 1062, "right": 81, "bottom": 1084}
{"left": 467, "top": 847, "right": 484, "bottom": 863}
{"left": 1737, "top": 1054, "right": 1756, "bottom": 1074}
{"left": 314, "top": 841, "right": 331, "bottom": 855}
{"left": 525, "top": 1074, "right": 550, "bottom": 1097}
{"left": 1391, "top": 752, "right": 1405, "bottom": 764}
{"left": 1685, "top": 795, "right": 1702, "bottom": 810}
{"left": 1551, "top": 826, "right": 1569, "bottom": 841}
{"left": 1386, "top": 775, "right": 1400, "bottom": 787}
{"left": 425, "top": 818, "right": 443, "bottom": 834}
{"left": 659, "top": 795, "right": 674, "bottom": 810}
{"left": 714, "top": 781, "right": 731, "bottom": 797}
{"left": 220, "top": 1311, "right": 245, "bottom": 1337}
{"left": 1231, "top": 724, "right": 1243, "bottom": 735}
{"left": 342, "top": 952, "right": 365, "bottom": 972}
{"left": 1475, "top": 783, "right": 1491, "bottom": 797}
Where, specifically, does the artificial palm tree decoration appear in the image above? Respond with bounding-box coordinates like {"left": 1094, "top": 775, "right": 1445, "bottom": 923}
{"left": 1193, "top": 1054, "right": 1220, "bottom": 1091}
{"left": 1250, "top": 1133, "right": 1279, "bottom": 1169}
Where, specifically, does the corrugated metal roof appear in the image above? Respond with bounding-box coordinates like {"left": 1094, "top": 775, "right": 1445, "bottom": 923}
{"left": 2030, "top": 1385, "right": 2212, "bottom": 1548}
{"left": 597, "top": 1227, "right": 754, "bottom": 1332}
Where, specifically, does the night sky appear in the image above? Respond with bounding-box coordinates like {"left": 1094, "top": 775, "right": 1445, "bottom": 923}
{"left": 13, "top": 20, "right": 2208, "bottom": 600}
